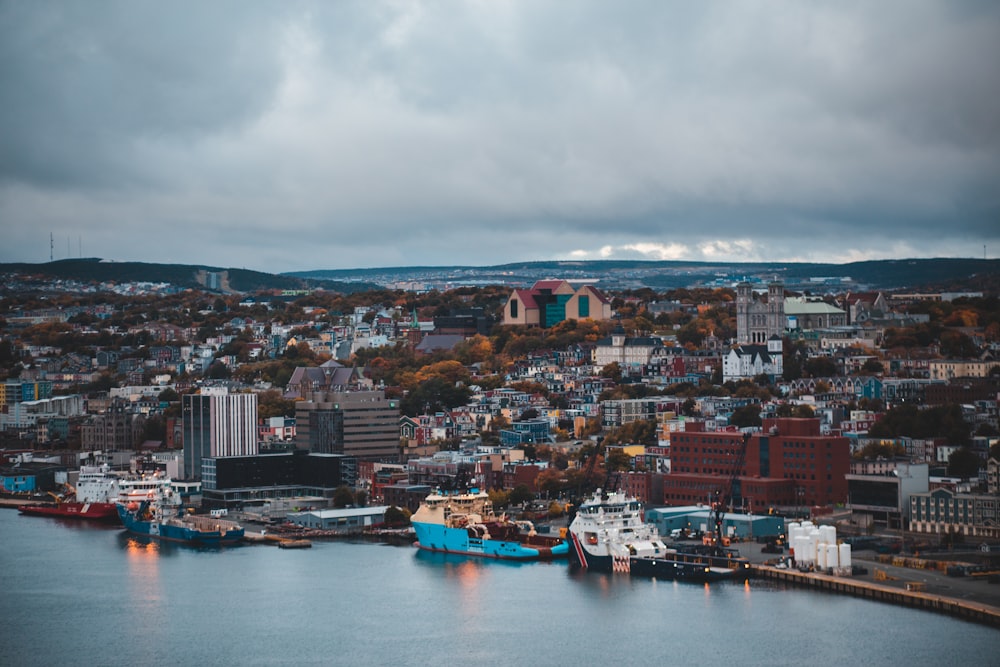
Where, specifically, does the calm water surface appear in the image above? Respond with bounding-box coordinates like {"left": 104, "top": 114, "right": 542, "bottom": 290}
{"left": 1, "top": 509, "right": 995, "bottom": 666}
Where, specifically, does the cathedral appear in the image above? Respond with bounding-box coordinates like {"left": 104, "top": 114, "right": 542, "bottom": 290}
{"left": 736, "top": 282, "right": 785, "bottom": 344}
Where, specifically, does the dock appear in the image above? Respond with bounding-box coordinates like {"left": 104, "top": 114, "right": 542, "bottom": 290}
{"left": 753, "top": 565, "right": 1000, "bottom": 629}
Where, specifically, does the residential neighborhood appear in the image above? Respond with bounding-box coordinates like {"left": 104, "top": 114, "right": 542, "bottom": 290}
{"left": 2, "top": 267, "right": 999, "bottom": 544}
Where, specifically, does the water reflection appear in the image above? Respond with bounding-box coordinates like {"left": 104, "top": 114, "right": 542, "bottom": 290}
{"left": 412, "top": 549, "right": 530, "bottom": 571}
{"left": 122, "top": 532, "right": 167, "bottom": 663}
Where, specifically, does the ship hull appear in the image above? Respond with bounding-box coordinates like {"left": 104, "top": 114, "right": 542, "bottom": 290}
{"left": 117, "top": 505, "right": 244, "bottom": 546}
{"left": 569, "top": 530, "right": 747, "bottom": 582}
{"left": 19, "top": 502, "right": 120, "bottom": 523}
{"left": 413, "top": 522, "right": 568, "bottom": 561}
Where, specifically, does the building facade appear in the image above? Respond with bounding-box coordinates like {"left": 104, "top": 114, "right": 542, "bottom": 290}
{"left": 182, "top": 388, "right": 259, "bottom": 479}
{"left": 736, "top": 282, "right": 784, "bottom": 344}
{"left": 503, "top": 280, "right": 612, "bottom": 327}
{"left": 295, "top": 390, "right": 400, "bottom": 462}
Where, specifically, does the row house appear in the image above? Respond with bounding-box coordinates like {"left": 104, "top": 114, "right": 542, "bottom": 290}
{"left": 929, "top": 359, "right": 1000, "bottom": 381}
{"left": 885, "top": 352, "right": 935, "bottom": 378}
{"left": 481, "top": 388, "right": 533, "bottom": 410}
{"left": 881, "top": 378, "right": 939, "bottom": 405}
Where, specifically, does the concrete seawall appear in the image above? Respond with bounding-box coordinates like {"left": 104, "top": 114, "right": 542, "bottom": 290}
{"left": 753, "top": 565, "right": 1000, "bottom": 629}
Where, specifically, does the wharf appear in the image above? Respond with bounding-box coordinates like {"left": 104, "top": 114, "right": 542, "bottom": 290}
{"left": 753, "top": 565, "right": 1000, "bottom": 629}
{"left": 693, "top": 538, "right": 1000, "bottom": 628}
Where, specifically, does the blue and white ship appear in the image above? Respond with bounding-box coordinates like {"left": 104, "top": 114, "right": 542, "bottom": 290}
{"left": 568, "top": 489, "right": 751, "bottom": 581}
{"left": 117, "top": 485, "right": 244, "bottom": 547}
{"left": 411, "top": 488, "right": 568, "bottom": 560}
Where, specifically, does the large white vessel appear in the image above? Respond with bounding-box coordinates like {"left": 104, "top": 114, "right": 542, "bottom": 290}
{"left": 19, "top": 464, "right": 121, "bottom": 522}
{"left": 568, "top": 489, "right": 751, "bottom": 581}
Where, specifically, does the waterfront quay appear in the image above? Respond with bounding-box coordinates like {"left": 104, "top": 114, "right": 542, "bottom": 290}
{"left": 730, "top": 539, "right": 1000, "bottom": 629}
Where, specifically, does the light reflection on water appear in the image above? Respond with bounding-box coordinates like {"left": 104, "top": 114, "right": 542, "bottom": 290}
{"left": 2, "top": 512, "right": 996, "bottom": 667}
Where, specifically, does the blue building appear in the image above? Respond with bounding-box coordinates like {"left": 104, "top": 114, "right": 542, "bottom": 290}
{"left": 646, "top": 505, "right": 785, "bottom": 540}
{"left": 500, "top": 419, "right": 550, "bottom": 446}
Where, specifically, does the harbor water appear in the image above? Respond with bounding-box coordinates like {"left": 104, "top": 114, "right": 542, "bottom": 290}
{"left": 1, "top": 509, "right": 995, "bottom": 666}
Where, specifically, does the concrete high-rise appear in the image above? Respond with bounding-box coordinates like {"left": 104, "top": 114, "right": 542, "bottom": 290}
{"left": 182, "top": 388, "right": 258, "bottom": 479}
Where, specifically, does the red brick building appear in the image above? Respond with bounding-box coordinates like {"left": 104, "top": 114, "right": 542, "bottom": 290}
{"left": 662, "top": 418, "right": 850, "bottom": 511}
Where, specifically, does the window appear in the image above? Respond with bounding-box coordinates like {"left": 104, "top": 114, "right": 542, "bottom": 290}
{"left": 578, "top": 295, "right": 590, "bottom": 317}
{"left": 510, "top": 300, "right": 518, "bottom": 318}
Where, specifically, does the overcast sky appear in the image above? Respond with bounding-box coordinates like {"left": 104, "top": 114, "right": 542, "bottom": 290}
{"left": 2, "top": 1, "right": 998, "bottom": 273}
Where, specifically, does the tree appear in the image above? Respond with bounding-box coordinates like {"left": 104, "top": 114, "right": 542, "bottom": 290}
{"left": 258, "top": 389, "right": 296, "bottom": 419}
{"left": 729, "top": 404, "right": 762, "bottom": 428}
{"left": 803, "top": 357, "right": 838, "bottom": 378}
{"left": 947, "top": 447, "right": 980, "bottom": 478}
{"left": 206, "top": 360, "right": 231, "bottom": 379}
{"left": 488, "top": 488, "right": 511, "bottom": 509}
{"left": 158, "top": 387, "right": 180, "bottom": 403}
{"left": 383, "top": 506, "right": 411, "bottom": 527}
{"left": 509, "top": 484, "right": 534, "bottom": 506}
{"left": 793, "top": 405, "right": 815, "bottom": 418}
{"left": 861, "top": 359, "right": 884, "bottom": 375}
{"left": 600, "top": 362, "right": 622, "bottom": 383}
{"left": 333, "top": 485, "right": 355, "bottom": 508}
{"left": 605, "top": 449, "right": 633, "bottom": 472}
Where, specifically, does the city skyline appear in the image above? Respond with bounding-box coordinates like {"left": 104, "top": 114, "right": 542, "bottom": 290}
{"left": 2, "top": 2, "right": 998, "bottom": 273}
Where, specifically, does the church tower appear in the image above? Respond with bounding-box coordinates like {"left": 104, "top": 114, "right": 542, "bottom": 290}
{"left": 736, "top": 281, "right": 785, "bottom": 345}
{"left": 736, "top": 282, "right": 753, "bottom": 344}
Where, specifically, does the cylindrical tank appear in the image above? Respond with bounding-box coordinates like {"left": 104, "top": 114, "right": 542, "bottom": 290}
{"left": 839, "top": 543, "right": 852, "bottom": 569}
{"left": 817, "top": 544, "right": 828, "bottom": 569}
{"left": 788, "top": 522, "right": 800, "bottom": 543}
{"left": 821, "top": 525, "right": 836, "bottom": 545}
{"left": 826, "top": 544, "right": 839, "bottom": 569}
{"left": 798, "top": 536, "right": 815, "bottom": 563}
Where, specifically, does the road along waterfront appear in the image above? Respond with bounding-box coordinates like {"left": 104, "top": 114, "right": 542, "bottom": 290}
{"left": 2, "top": 509, "right": 996, "bottom": 667}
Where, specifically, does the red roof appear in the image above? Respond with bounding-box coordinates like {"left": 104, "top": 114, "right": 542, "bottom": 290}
{"left": 514, "top": 289, "right": 538, "bottom": 309}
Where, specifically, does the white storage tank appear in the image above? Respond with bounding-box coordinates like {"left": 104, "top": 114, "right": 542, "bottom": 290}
{"left": 826, "top": 544, "right": 839, "bottom": 569}
{"left": 839, "top": 543, "right": 852, "bottom": 569}
{"left": 817, "top": 544, "right": 827, "bottom": 569}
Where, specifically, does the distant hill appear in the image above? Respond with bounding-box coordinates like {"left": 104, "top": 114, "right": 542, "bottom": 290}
{"left": 2, "top": 257, "right": 996, "bottom": 294}
{"left": 0, "top": 259, "right": 379, "bottom": 294}
{"left": 288, "top": 258, "right": 1000, "bottom": 292}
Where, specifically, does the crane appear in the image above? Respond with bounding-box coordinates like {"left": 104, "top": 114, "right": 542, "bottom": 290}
{"left": 708, "top": 431, "right": 751, "bottom": 553}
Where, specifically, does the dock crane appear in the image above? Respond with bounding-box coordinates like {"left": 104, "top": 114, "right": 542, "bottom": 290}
{"left": 707, "top": 431, "right": 751, "bottom": 553}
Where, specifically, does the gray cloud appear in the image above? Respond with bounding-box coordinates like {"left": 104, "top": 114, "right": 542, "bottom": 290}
{"left": 1, "top": 1, "right": 998, "bottom": 272}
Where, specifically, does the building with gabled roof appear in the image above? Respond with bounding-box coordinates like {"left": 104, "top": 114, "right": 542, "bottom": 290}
{"left": 502, "top": 280, "right": 612, "bottom": 327}
{"left": 722, "top": 338, "right": 783, "bottom": 382}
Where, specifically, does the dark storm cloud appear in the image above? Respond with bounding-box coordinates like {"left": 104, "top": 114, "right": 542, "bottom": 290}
{"left": 1, "top": 1, "right": 998, "bottom": 271}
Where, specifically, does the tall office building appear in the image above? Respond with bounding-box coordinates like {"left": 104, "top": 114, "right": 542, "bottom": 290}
{"left": 182, "top": 388, "right": 258, "bottom": 479}
{"left": 295, "top": 390, "right": 400, "bottom": 462}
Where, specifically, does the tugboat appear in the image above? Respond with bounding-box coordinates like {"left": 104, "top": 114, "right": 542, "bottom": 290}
{"left": 411, "top": 487, "right": 569, "bottom": 560}
{"left": 19, "top": 464, "right": 121, "bottom": 523}
{"left": 567, "top": 489, "right": 750, "bottom": 582}
{"left": 117, "top": 485, "right": 244, "bottom": 546}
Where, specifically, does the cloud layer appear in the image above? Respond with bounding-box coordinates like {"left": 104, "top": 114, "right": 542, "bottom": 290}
{"left": 2, "top": 1, "right": 998, "bottom": 272}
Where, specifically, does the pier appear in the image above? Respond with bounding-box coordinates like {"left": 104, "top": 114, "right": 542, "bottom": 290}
{"left": 753, "top": 565, "right": 1000, "bottom": 629}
